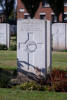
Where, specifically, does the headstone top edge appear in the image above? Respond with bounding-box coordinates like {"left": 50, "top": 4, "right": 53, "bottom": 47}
{"left": 17, "top": 19, "right": 50, "bottom": 22}
{"left": 0, "top": 23, "right": 9, "bottom": 25}
{"left": 52, "top": 23, "right": 66, "bottom": 25}
{"left": 17, "top": 19, "right": 51, "bottom": 25}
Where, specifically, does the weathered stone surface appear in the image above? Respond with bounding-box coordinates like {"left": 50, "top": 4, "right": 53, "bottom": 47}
{"left": 17, "top": 19, "right": 52, "bottom": 77}
{"left": 0, "top": 23, "right": 10, "bottom": 48}
{"left": 52, "top": 23, "right": 67, "bottom": 50}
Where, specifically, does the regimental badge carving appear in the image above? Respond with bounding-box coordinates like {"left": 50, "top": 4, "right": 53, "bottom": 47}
{"left": 18, "top": 32, "right": 37, "bottom": 70}
{"left": 25, "top": 32, "right": 37, "bottom": 53}
{"left": 25, "top": 41, "right": 37, "bottom": 53}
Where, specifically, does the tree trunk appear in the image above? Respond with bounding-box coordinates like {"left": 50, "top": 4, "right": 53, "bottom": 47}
{"left": 57, "top": 15, "right": 59, "bottom": 22}
{"left": 62, "top": 1, "right": 64, "bottom": 22}
{"left": 5, "top": 0, "right": 8, "bottom": 23}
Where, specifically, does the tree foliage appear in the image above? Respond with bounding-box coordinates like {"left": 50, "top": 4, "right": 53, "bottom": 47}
{"left": 47, "top": 0, "right": 64, "bottom": 21}
{"left": 0, "top": 0, "right": 15, "bottom": 22}
{"left": 21, "top": 0, "right": 64, "bottom": 21}
{"left": 21, "top": 0, "right": 41, "bottom": 18}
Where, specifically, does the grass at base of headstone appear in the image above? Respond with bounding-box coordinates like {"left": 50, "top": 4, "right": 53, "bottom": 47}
{"left": 52, "top": 52, "right": 67, "bottom": 71}
{"left": 0, "top": 66, "right": 17, "bottom": 70}
{"left": 57, "top": 49, "right": 67, "bottom": 52}
{"left": 0, "top": 88, "right": 67, "bottom": 100}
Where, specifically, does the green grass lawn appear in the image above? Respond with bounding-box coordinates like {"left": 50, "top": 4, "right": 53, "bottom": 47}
{"left": 0, "top": 50, "right": 17, "bottom": 70}
{"left": 0, "top": 50, "right": 67, "bottom": 70}
{"left": 52, "top": 52, "right": 67, "bottom": 70}
{"left": 0, "top": 51, "right": 67, "bottom": 99}
{"left": 0, "top": 88, "right": 67, "bottom": 100}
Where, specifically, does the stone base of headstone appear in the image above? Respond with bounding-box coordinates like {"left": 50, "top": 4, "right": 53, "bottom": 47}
{"left": 10, "top": 69, "right": 46, "bottom": 85}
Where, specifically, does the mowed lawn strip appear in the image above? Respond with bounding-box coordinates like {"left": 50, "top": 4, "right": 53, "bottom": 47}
{"left": 0, "top": 51, "right": 16, "bottom": 60}
{"left": 0, "top": 51, "right": 67, "bottom": 70}
{"left": 0, "top": 50, "right": 17, "bottom": 70}
{"left": 0, "top": 88, "right": 67, "bottom": 100}
{"left": 52, "top": 52, "right": 67, "bottom": 70}
{"left": 0, "top": 51, "right": 67, "bottom": 99}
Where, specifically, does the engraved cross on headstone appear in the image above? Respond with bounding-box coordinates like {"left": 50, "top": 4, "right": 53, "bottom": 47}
{"left": 18, "top": 32, "right": 37, "bottom": 70}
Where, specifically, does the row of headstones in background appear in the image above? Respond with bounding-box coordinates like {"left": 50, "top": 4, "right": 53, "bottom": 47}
{"left": 0, "top": 23, "right": 10, "bottom": 48}
{"left": 52, "top": 23, "right": 67, "bottom": 50}
{"left": 17, "top": 19, "right": 52, "bottom": 77}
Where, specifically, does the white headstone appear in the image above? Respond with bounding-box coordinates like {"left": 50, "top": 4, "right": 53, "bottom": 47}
{"left": 0, "top": 23, "right": 10, "bottom": 48}
{"left": 65, "top": 24, "right": 67, "bottom": 49}
{"left": 52, "top": 23, "right": 66, "bottom": 50}
{"left": 17, "top": 19, "right": 52, "bottom": 77}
